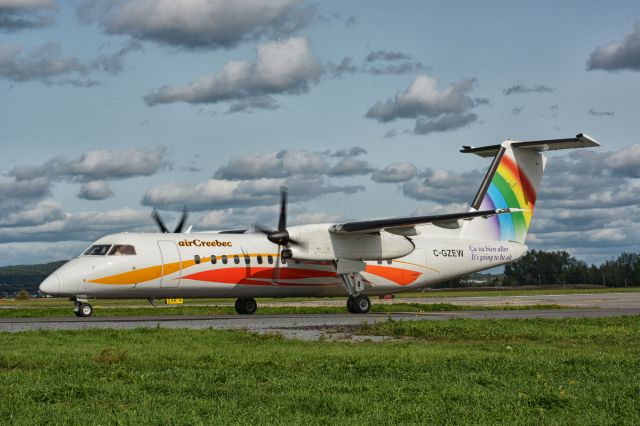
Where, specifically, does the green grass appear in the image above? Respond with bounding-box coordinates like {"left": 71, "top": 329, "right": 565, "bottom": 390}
{"left": 0, "top": 303, "right": 568, "bottom": 318}
{"left": 1, "top": 317, "right": 639, "bottom": 424}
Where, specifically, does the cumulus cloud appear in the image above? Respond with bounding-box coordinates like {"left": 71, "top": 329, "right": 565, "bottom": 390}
{"left": 0, "top": 176, "right": 51, "bottom": 218}
{"left": 588, "top": 109, "right": 614, "bottom": 117}
{"left": 0, "top": 0, "right": 55, "bottom": 32}
{"left": 414, "top": 112, "right": 477, "bottom": 135}
{"left": 587, "top": 24, "right": 640, "bottom": 72}
{"left": 363, "top": 50, "right": 427, "bottom": 75}
{"left": 327, "top": 158, "right": 374, "bottom": 177}
{"left": 90, "top": 0, "right": 312, "bottom": 50}
{"left": 214, "top": 149, "right": 328, "bottom": 180}
{"left": 325, "top": 49, "right": 426, "bottom": 79}
{"left": 226, "top": 95, "right": 279, "bottom": 113}
{"left": 144, "top": 37, "right": 321, "bottom": 108}
{"left": 384, "top": 129, "right": 398, "bottom": 139}
{"left": 142, "top": 177, "right": 364, "bottom": 211}
{"left": 324, "top": 56, "right": 358, "bottom": 78}
{"left": 78, "top": 180, "right": 115, "bottom": 200}
{"left": 365, "top": 75, "right": 483, "bottom": 134}
{"left": 0, "top": 42, "right": 94, "bottom": 86}
{"left": 365, "top": 50, "right": 412, "bottom": 62}
{"left": 213, "top": 146, "right": 371, "bottom": 181}
{"left": 366, "top": 61, "right": 427, "bottom": 76}
{"left": 371, "top": 162, "right": 417, "bottom": 183}
{"left": 11, "top": 146, "right": 169, "bottom": 182}
{"left": 0, "top": 199, "right": 64, "bottom": 227}
{"left": 331, "top": 146, "right": 367, "bottom": 158}
{"left": 0, "top": 207, "right": 153, "bottom": 243}
{"left": 93, "top": 38, "right": 143, "bottom": 75}
{"left": 502, "top": 83, "right": 555, "bottom": 95}
{"left": 402, "top": 168, "right": 484, "bottom": 204}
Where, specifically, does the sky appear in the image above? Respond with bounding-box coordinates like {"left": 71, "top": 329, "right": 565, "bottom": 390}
{"left": 1, "top": 0, "right": 640, "bottom": 266}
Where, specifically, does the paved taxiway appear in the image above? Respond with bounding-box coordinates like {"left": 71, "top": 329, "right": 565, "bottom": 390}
{"left": 2, "top": 292, "right": 639, "bottom": 339}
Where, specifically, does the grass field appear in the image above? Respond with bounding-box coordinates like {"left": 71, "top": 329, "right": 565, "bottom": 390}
{"left": 1, "top": 316, "right": 639, "bottom": 424}
{"left": 0, "top": 303, "right": 568, "bottom": 318}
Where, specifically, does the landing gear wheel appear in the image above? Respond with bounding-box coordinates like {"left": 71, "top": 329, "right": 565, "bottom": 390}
{"left": 77, "top": 303, "right": 93, "bottom": 317}
{"left": 235, "top": 298, "right": 257, "bottom": 315}
{"left": 346, "top": 296, "right": 355, "bottom": 313}
{"left": 351, "top": 295, "right": 371, "bottom": 314}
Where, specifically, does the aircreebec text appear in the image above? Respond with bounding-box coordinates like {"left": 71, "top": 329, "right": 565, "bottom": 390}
{"left": 178, "top": 239, "right": 232, "bottom": 247}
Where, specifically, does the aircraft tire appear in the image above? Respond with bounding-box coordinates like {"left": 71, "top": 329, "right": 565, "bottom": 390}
{"left": 346, "top": 296, "right": 355, "bottom": 313}
{"left": 235, "top": 298, "right": 257, "bottom": 315}
{"left": 352, "top": 295, "right": 371, "bottom": 314}
{"left": 78, "top": 303, "right": 93, "bottom": 317}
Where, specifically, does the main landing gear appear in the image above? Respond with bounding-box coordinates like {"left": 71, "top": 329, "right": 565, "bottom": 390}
{"left": 235, "top": 297, "right": 257, "bottom": 315}
{"left": 346, "top": 295, "right": 371, "bottom": 314}
{"left": 73, "top": 300, "right": 93, "bottom": 317}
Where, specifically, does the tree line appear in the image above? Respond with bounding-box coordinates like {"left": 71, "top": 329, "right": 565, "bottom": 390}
{"left": 503, "top": 250, "right": 640, "bottom": 287}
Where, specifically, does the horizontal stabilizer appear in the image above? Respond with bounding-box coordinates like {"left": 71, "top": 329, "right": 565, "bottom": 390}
{"left": 461, "top": 133, "right": 600, "bottom": 157}
{"left": 330, "top": 208, "right": 512, "bottom": 234}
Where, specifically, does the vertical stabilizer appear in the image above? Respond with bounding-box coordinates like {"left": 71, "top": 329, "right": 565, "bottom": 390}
{"left": 460, "top": 133, "right": 599, "bottom": 244}
{"left": 462, "top": 143, "right": 544, "bottom": 243}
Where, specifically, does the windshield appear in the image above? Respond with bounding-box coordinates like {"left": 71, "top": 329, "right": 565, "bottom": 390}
{"left": 108, "top": 245, "right": 136, "bottom": 256}
{"left": 83, "top": 245, "right": 112, "bottom": 256}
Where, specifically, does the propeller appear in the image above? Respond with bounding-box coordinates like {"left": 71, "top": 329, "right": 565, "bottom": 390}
{"left": 152, "top": 207, "right": 189, "bottom": 233}
{"left": 255, "top": 187, "right": 302, "bottom": 248}
{"left": 255, "top": 187, "right": 303, "bottom": 286}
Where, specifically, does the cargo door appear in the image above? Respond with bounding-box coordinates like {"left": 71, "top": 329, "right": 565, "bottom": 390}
{"left": 158, "top": 240, "right": 181, "bottom": 288}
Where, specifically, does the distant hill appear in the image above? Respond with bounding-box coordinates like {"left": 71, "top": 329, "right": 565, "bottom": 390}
{"left": 0, "top": 260, "right": 67, "bottom": 296}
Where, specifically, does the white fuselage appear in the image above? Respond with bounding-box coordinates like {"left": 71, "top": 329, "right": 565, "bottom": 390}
{"left": 40, "top": 228, "right": 527, "bottom": 299}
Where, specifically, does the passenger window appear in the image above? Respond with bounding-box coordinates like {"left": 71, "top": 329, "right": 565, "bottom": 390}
{"left": 267, "top": 255, "right": 273, "bottom": 264}
{"left": 108, "top": 245, "right": 136, "bottom": 256}
{"left": 222, "top": 255, "right": 228, "bottom": 264}
{"left": 84, "top": 245, "right": 111, "bottom": 256}
{"left": 211, "top": 255, "right": 217, "bottom": 264}
{"left": 194, "top": 255, "right": 200, "bottom": 264}
{"left": 257, "top": 255, "right": 263, "bottom": 265}
{"left": 233, "top": 255, "right": 240, "bottom": 264}
{"left": 244, "top": 256, "right": 250, "bottom": 265}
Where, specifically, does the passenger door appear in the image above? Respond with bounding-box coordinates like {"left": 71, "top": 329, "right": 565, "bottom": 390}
{"left": 158, "top": 240, "right": 181, "bottom": 288}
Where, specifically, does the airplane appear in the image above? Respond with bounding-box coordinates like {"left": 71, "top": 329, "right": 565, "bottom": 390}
{"left": 39, "top": 133, "right": 600, "bottom": 317}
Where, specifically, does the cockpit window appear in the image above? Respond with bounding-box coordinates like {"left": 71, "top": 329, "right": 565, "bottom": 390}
{"left": 108, "top": 245, "right": 137, "bottom": 256}
{"left": 84, "top": 245, "right": 112, "bottom": 256}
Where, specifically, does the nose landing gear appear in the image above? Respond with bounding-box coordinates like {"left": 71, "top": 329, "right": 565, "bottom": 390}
{"left": 72, "top": 299, "right": 93, "bottom": 317}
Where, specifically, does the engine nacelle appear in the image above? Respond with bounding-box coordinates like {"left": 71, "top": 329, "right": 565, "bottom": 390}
{"left": 286, "top": 224, "right": 415, "bottom": 261}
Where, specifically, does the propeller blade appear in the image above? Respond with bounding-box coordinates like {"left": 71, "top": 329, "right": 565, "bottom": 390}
{"left": 174, "top": 207, "right": 189, "bottom": 233}
{"left": 254, "top": 224, "right": 274, "bottom": 235}
{"left": 277, "top": 186, "right": 287, "bottom": 232}
{"left": 151, "top": 209, "right": 169, "bottom": 233}
{"left": 287, "top": 237, "right": 304, "bottom": 248}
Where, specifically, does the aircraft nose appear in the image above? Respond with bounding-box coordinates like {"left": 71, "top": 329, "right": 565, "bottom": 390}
{"left": 39, "top": 273, "right": 60, "bottom": 295}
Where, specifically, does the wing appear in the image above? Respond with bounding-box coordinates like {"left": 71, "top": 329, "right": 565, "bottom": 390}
{"left": 329, "top": 208, "right": 516, "bottom": 235}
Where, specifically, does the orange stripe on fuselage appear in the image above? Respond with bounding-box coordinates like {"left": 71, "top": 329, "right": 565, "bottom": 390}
{"left": 88, "top": 259, "right": 197, "bottom": 285}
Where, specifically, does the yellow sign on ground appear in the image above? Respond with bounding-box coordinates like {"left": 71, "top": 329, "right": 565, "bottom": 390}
{"left": 166, "top": 298, "right": 184, "bottom": 305}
